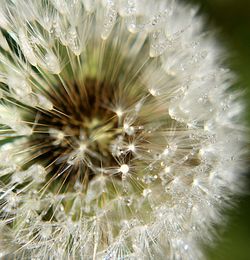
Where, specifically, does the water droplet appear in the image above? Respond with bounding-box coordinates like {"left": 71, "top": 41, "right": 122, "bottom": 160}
{"left": 143, "top": 189, "right": 152, "bottom": 197}
{"left": 120, "top": 164, "right": 129, "bottom": 174}
{"left": 123, "top": 197, "right": 132, "bottom": 206}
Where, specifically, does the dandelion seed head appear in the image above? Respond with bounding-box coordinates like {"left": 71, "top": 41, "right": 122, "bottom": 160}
{"left": 0, "top": 0, "right": 246, "bottom": 259}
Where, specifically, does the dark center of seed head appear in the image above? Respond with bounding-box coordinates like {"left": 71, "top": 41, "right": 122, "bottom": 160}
{"left": 29, "top": 78, "right": 130, "bottom": 190}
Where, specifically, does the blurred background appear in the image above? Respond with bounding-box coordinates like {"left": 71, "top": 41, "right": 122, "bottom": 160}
{"left": 182, "top": 0, "right": 250, "bottom": 259}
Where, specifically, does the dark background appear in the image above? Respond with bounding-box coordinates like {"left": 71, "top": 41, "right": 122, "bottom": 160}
{"left": 181, "top": 1, "right": 250, "bottom": 259}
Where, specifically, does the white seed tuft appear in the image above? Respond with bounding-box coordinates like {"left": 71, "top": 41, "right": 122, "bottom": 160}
{"left": 0, "top": 1, "right": 246, "bottom": 259}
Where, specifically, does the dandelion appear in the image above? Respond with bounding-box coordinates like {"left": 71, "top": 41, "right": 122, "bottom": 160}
{"left": 0, "top": 0, "right": 246, "bottom": 259}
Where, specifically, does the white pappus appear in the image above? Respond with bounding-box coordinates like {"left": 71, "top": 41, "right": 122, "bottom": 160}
{"left": 0, "top": 0, "right": 246, "bottom": 259}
